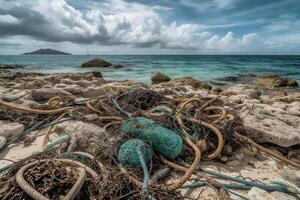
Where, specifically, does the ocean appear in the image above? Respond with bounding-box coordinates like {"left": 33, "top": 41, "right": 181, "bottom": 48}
{"left": 0, "top": 55, "right": 300, "bottom": 84}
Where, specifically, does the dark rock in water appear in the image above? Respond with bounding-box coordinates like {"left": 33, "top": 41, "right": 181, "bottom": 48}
{"left": 169, "top": 77, "right": 212, "bottom": 90}
{"left": 0, "top": 64, "right": 26, "bottom": 69}
{"left": 81, "top": 58, "right": 112, "bottom": 68}
{"left": 151, "top": 72, "right": 171, "bottom": 84}
{"left": 109, "top": 64, "right": 123, "bottom": 69}
{"left": 24, "top": 48, "right": 71, "bottom": 55}
{"left": 256, "top": 75, "right": 298, "bottom": 88}
{"left": 217, "top": 76, "right": 240, "bottom": 82}
{"left": 209, "top": 81, "right": 228, "bottom": 86}
{"left": 216, "top": 74, "right": 256, "bottom": 83}
{"left": 211, "top": 88, "right": 223, "bottom": 93}
{"left": 91, "top": 71, "right": 103, "bottom": 78}
{"left": 286, "top": 79, "right": 299, "bottom": 87}
{"left": 0, "top": 71, "right": 45, "bottom": 80}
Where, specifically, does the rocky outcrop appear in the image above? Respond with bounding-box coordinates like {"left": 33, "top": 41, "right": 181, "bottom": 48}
{"left": 169, "top": 77, "right": 212, "bottom": 90}
{"left": 256, "top": 75, "right": 298, "bottom": 88}
{"left": 151, "top": 72, "right": 171, "bottom": 84}
{"left": 221, "top": 84, "right": 261, "bottom": 99}
{"left": 0, "top": 90, "right": 27, "bottom": 102}
{"left": 0, "top": 121, "right": 24, "bottom": 140}
{"left": 241, "top": 102, "right": 300, "bottom": 147}
{"left": 0, "top": 64, "right": 26, "bottom": 69}
{"left": 82, "top": 85, "right": 115, "bottom": 98}
{"left": 82, "top": 84, "right": 127, "bottom": 98}
{"left": 81, "top": 58, "right": 112, "bottom": 68}
{"left": 31, "top": 88, "right": 75, "bottom": 102}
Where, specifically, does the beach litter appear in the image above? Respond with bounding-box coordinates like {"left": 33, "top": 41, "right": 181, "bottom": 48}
{"left": 0, "top": 86, "right": 300, "bottom": 200}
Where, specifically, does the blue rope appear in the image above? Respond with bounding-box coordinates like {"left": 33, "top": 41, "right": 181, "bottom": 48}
{"left": 182, "top": 180, "right": 250, "bottom": 200}
{"left": 195, "top": 166, "right": 289, "bottom": 192}
{"left": 136, "top": 147, "right": 149, "bottom": 193}
{"left": 182, "top": 181, "right": 251, "bottom": 190}
{"left": 179, "top": 160, "right": 290, "bottom": 193}
{"left": 46, "top": 135, "right": 70, "bottom": 149}
{"left": 136, "top": 148, "right": 158, "bottom": 200}
{"left": 0, "top": 135, "right": 71, "bottom": 174}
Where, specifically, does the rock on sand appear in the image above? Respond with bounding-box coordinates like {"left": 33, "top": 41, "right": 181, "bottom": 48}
{"left": 0, "top": 121, "right": 24, "bottom": 140}
{"left": 169, "top": 77, "right": 212, "bottom": 90}
{"left": 242, "top": 103, "right": 300, "bottom": 147}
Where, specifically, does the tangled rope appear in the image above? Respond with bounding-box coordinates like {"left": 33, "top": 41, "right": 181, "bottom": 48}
{"left": 168, "top": 136, "right": 201, "bottom": 190}
{"left": 15, "top": 158, "right": 98, "bottom": 200}
{"left": 16, "top": 160, "right": 86, "bottom": 200}
{"left": 0, "top": 100, "right": 70, "bottom": 114}
{"left": 1, "top": 87, "right": 299, "bottom": 200}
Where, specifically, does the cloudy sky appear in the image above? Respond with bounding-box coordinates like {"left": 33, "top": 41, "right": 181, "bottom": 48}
{"left": 0, "top": 0, "right": 300, "bottom": 55}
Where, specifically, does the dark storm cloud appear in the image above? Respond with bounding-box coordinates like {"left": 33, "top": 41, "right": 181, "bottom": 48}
{"left": 0, "top": 0, "right": 299, "bottom": 54}
{"left": 0, "top": 3, "right": 112, "bottom": 44}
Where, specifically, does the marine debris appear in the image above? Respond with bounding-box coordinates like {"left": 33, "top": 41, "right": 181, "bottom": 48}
{"left": 0, "top": 70, "right": 299, "bottom": 200}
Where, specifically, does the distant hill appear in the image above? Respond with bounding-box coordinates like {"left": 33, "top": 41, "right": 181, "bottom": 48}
{"left": 23, "top": 48, "right": 71, "bottom": 55}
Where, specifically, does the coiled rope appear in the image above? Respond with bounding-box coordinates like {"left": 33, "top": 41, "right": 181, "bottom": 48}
{"left": 16, "top": 160, "right": 88, "bottom": 200}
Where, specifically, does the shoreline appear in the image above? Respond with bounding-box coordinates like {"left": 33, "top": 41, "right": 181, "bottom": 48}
{"left": 0, "top": 69, "right": 299, "bottom": 199}
{"left": 1, "top": 54, "right": 300, "bottom": 85}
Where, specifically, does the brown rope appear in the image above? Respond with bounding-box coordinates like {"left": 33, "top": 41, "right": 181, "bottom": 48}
{"left": 187, "top": 117, "right": 224, "bottom": 160}
{"left": 168, "top": 136, "right": 201, "bottom": 190}
{"left": 42, "top": 112, "right": 68, "bottom": 149}
{"left": 47, "top": 96, "right": 63, "bottom": 107}
{"left": 234, "top": 131, "right": 300, "bottom": 169}
{"left": 86, "top": 100, "right": 103, "bottom": 115}
{"left": 0, "top": 100, "right": 70, "bottom": 114}
{"left": 16, "top": 160, "right": 88, "bottom": 200}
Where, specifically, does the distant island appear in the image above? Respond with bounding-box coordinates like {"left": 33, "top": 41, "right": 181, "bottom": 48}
{"left": 23, "top": 48, "right": 71, "bottom": 55}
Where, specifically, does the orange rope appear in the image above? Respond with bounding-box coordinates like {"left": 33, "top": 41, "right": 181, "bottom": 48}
{"left": 42, "top": 112, "right": 68, "bottom": 149}
{"left": 177, "top": 98, "right": 203, "bottom": 112}
{"left": 86, "top": 100, "right": 103, "bottom": 115}
{"left": 204, "top": 106, "right": 226, "bottom": 121}
{"left": 168, "top": 136, "right": 201, "bottom": 190}
{"left": 159, "top": 155, "right": 214, "bottom": 183}
{"left": 98, "top": 116, "right": 124, "bottom": 122}
{"left": 47, "top": 96, "right": 63, "bottom": 107}
{"left": 187, "top": 117, "right": 224, "bottom": 160}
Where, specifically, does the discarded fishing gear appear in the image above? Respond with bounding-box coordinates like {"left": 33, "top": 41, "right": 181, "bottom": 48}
{"left": 1, "top": 86, "right": 300, "bottom": 200}
{"left": 121, "top": 117, "right": 183, "bottom": 159}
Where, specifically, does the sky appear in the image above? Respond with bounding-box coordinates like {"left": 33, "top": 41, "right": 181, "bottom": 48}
{"left": 0, "top": 0, "right": 300, "bottom": 55}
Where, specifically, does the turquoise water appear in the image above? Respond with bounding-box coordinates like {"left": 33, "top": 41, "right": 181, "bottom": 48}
{"left": 0, "top": 55, "right": 299, "bottom": 84}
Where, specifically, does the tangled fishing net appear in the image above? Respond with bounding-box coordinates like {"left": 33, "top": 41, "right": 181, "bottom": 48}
{"left": 2, "top": 86, "right": 299, "bottom": 200}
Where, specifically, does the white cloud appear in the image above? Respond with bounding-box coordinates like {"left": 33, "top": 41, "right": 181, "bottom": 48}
{"left": 180, "top": 0, "right": 236, "bottom": 11}
{"left": 0, "top": 15, "right": 19, "bottom": 24}
{"left": 264, "top": 20, "right": 300, "bottom": 32}
{"left": 214, "top": 0, "right": 236, "bottom": 9}
{"left": 0, "top": 0, "right": 275, "bottom": 53}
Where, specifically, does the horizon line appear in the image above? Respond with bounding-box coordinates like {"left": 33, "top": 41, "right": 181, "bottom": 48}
{"left": 1, "top": 54, "right": 300, "bottom": 56}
